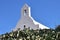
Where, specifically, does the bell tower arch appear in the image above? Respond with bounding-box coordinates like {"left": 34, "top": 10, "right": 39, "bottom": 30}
{"left": 21, "top": 4, "right": 31, "bottom": 17}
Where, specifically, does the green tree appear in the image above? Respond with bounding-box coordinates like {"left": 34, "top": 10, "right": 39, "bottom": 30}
{"left": 45, "top": 36, "right": 52, "bottom": 40}
{"left": 55, "top": 25, "right": 60, "bottom": 32}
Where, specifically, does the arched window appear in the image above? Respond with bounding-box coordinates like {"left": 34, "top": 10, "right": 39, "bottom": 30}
{"left": 24, "top": 10, "right": 27, "bottom": 13}
{"left": 24, "top": 25, "right": 26, "bottom": 28}
{"left": 24, "top": 9, "right": 27, "bottom": 16}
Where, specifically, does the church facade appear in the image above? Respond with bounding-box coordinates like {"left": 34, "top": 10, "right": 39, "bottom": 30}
{"left": 14, "top": 4, "right": 49, "bottom": 31}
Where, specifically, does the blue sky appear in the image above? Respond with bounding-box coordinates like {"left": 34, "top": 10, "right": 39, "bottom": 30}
{"left": 0, "top": 0, "right": 60, "bottom": 34}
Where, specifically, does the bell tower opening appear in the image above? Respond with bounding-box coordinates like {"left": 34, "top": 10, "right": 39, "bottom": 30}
{"left": 24, "top": 9, "right": 27, "bottom": 16}
{"left": 24, "top": 10, "right": 27, "bottom": 13}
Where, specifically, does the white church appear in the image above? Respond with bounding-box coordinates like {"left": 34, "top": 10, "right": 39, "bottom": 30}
{"left": 14, "top": 4, "right": 49, "bottom": 31}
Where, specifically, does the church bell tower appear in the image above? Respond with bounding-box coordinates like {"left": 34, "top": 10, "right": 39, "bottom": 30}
{"left": 21, "top": 4, "right": 31, "bottom": 17}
